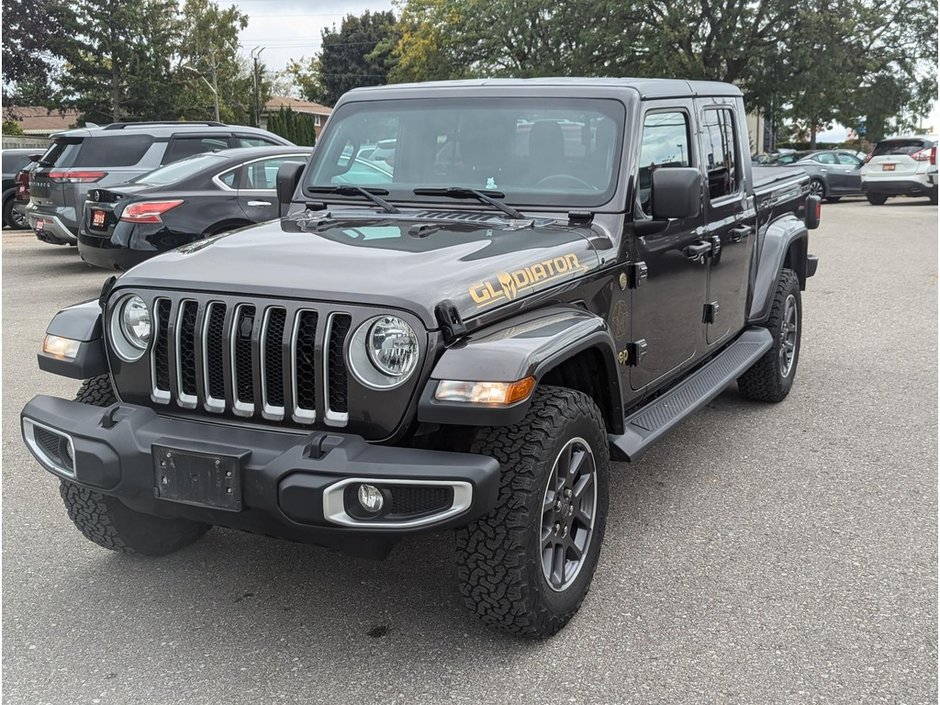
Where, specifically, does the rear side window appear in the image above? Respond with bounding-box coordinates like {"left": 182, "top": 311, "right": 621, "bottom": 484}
{"left": 235, "top": 135, "right": 280, "bottom": 148}
{"left": 163, "top": 136, "right": 231, "bottom": 164}
{"left": 134, "top": 153, "right": 226, "bottom": 187}
{"left": 74, "top": 135, "right": 154, "bottom": 166}
{"left": 872, "top": 139, "right": 933, "bottom": 157}
{"left": 2, "top": 153, "right": 32, "bottom": 173}
{"left": 637, "top": 111, "right": 692, "bottom": 215}
{"left": 701, "top": 108, "right": 740, "bottom": 199}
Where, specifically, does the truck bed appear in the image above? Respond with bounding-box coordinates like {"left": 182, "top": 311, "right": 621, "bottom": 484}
{"left": 753, "top": 166, "right": 808, "bottom": 223}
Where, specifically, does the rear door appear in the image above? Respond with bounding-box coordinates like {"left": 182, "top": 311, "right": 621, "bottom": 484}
{"left": 696, "top": 99, "right": 755, "bottom": 346}
{"left": 236, "top": 154, "right": 309, "bottom": 222}
{"left": 30, "top": 138, "right": 82, "bottom": 207}
{"left": 833, "top": 152, "right": 863, "bottom": 192}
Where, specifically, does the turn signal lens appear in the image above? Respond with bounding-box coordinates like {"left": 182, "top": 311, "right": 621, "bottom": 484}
{"left": 120, "top": 200, "right": 184, "bottom": 224}
{"left": 435, "top": 377, "right": 536, "bottom": 405}
{"left": 42, "top": 334, "right": 80, "bottom": 360}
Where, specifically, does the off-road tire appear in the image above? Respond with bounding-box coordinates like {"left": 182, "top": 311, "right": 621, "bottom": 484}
{"left": 866, "top": 192, "right": 888, "bottom": 205}
{"left": 455, "top": 386, "right": 610, "bottom": 638}
{"left": 59, "top": 374, "right": 210, "bottom": 556}
{"left": 737, "top": 268, "right": 801, "bottom": 402}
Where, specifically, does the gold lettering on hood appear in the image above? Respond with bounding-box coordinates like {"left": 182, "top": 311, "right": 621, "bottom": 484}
{"left": 469, "top": 253, "right": 588, "bottom": 307}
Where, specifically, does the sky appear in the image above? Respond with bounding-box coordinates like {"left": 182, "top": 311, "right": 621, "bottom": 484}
{"left": 227, "top": 0, "right": 938, "bottom": 138}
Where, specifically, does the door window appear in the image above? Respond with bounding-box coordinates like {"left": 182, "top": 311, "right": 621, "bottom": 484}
{"left": 836, "top": 153, "right": 862, "bottom": 166}
{"left": 163, "top": 136, "right": 230, "bottom": 164}
{"left": 235, "top": 135, "right": 280, "bottom": 148}
{"left": 243, "top": 157, "right": 307, "bottom": 190}
{"left": 814, "top": 152, "right": 837, "bottom": 165}
{"left": 636, "top": 111, "right": 692, "bottom": 215}
{"left": 701, "top": 109, "right": 740, "bottom": 199}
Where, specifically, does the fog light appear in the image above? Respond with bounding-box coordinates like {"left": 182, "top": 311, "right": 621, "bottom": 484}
{"left": 357, "top": 484, "right": 384, "bottom": 513}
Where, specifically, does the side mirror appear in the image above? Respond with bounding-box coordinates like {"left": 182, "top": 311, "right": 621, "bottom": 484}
{"left": 276, "top": 161, "right": 305, "bottom": 209}
{"left": 804, "top": 195, "right": 821, "bottom": 230}
{"left": 651, "top": 167, "right": 702, "bottom": 220}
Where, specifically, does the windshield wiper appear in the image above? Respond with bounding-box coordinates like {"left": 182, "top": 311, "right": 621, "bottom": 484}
{"left": 413, "top": 187, "right": 524, "bottom": 220}
{"left": 307, "top": 185, "right": 399, "bottom": 213}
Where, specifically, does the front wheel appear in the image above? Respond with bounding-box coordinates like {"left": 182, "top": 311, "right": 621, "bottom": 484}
{"left": 737, "top": 268, "right": 801, "bottom": 402}
{"left": 866, "top": 192, "right": 888, "bottom": 205}
{"left": 60, "top": 375, "right": 210, "bottom": 556}
{"left": 455, "top": 387, "right": 609, "bottom": 638}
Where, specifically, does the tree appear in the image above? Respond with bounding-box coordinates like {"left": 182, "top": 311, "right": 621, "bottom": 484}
{"left": 295, "top": 10, "right": 399, "bottom": 106}
{"left": 1, "top": 0, "right": 72, "bottom": 95}
{"left": 266, "top": 107, "right": 316, "bottom": 146}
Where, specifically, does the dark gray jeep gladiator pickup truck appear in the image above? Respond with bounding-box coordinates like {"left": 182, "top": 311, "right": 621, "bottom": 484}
{"left": 21, "top": 78, "right": 819, "bottom": 638}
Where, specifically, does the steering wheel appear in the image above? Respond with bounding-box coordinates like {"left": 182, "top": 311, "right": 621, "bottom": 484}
{"left": 534, "top": 174, "right": 599, "bottom": 190}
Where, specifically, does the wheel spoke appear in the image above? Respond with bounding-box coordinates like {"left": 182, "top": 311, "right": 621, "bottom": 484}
{"left": 568, "top": 532, "right": 585, "bottom": 561}
{"left": 572, "top": 472, "right": 593, "bottom": 500}
{"left": 568, "top": 447, "right": 587, "bottom": 478}
{"left": 551, "top": 544, "right": 566, "bottom": 586}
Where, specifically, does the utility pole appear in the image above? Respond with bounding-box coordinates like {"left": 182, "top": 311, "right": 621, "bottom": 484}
{"left": 210, "top": 52, "right": 220, "bottom": 123}
{"left": 251, "top": 46, "right": 265, "bottom": 128}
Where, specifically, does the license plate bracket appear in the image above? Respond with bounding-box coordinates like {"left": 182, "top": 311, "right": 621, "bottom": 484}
{"left": 152, "top": 442, "right": 249, "bottom": 511}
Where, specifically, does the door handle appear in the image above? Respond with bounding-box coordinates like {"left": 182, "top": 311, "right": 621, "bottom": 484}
{"left": 246, "top": 200, "right": 271, "bottom": 207}
{"left": 729, "top": 225, "right": 752, "bottom": 243}
{"left": 683, "top": 240, "right": 712, "bottom": 263}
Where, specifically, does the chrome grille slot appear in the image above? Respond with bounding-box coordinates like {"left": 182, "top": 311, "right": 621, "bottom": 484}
{"left": 261, "top": 307, "right": 287, "bottom": 420}
{"left": 203, "top": 302, "right": 227, "bottom": 412}
{"left": 151, "top": 298, "right": 171, "bottom": 403}
{"left": 292, "top": 310, "right": 318, "bottom": 423}
{"left": 325, "top": 313, "right": 351, "bottom": 425}
{"left": 176, "top": 300, "right": 199, "bottom": 408}
{"left": 231, "top": 304, "right": 256, "bottom": 416}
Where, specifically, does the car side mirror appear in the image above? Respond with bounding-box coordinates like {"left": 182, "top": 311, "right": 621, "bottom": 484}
{"left": 276, "top": 162, "right": 305, "bottom": 210}
{"left": 650, "top": 167, "right": 702, "bottom": 220}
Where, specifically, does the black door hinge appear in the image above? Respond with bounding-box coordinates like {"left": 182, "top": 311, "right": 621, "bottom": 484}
{"left": 434, "top": 301, "right": 467, "bottom": 345}
{"left": 703, "top": 301, "right": 720, "bottom": 324}
{"left": 627, "top": 261, "right": 648, "bottom": 288}
{"left": 625, "top": 339, "right": 648, "bottom": 366}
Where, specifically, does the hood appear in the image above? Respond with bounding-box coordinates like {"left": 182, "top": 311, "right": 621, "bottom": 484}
{"left": 114, "top": 211, "right": 608, "bottom": 328}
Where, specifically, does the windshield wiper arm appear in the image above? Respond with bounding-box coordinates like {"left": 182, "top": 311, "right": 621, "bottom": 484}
{"left": 413, "top": 187, "right": 524, "bottom": 220}
{"left": 307, "top": 185, "right": 399, "bottom": 213}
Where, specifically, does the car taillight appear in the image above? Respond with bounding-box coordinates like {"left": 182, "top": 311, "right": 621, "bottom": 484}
{"left": 864, "top": 153, "right": 873, "bottom": 163}
{"left": 932, "top": 147, "right": 936, "bottom": 165}
{"left": 47, "top": 170, "right": 107, "bottom": 183}
{"left": 912, "top": 148, "right": 933, "bottom": 162}
{"left": 120, "top": 200, "right": 184, "bottom": 224}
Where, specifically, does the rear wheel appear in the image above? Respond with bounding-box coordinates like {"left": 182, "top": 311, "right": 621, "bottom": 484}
{"left": 59, "top": 374, "right": 210, "bottom": 556}
{"left": 737, "top": 268, "right": 801, "bottom": 403}
{"left": 809, "top": 179, "right": 826, "bottom": 199}
{"left": 2, "top": 195, "right": 27, "bottom": 230}
{"left": 866, "top": 192, "right": 888, "bottom": 205}
{"left": 455, "top": 387, "right": 609, "bottom": 638}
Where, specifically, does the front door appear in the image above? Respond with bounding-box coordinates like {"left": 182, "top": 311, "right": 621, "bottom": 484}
{"left": 697, "top": 100, "right": 754, "bottom": 345}
{"left": 629, "top": 103, "right": 708, "bottom": 391}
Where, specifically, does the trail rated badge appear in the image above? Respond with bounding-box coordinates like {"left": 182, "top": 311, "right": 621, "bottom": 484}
{"left": 469, "top": 253, "right": 589, "bottom": 308}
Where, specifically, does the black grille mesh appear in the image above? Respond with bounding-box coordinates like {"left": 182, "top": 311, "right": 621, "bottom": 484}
{"left": 205, "top": 304, "right": 227, "bottom": 399}
{"left": 295, "top": 311, "right": 317, "bottom": 412}
{"left": 328, "top": 315, "right": 351, "bottom": 413}
{"left": 390, "top": 486, "right": 452, "bottom": 516}
{"left": 264, "top": 308, "right": 287, "bottom": 408}
{"left": 234, "top": 305, "right": 256, "bottom": 403}
{"left": 179, "top": 301, "right": 198, "bottom": 397}
{"left": 34, "top": 426, "right": 64, "bottom": 462}
{"left": 153, "top": 300, "right": 171, "bottom": 391}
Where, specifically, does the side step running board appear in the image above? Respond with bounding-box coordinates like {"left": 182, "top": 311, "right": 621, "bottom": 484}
{"left": 609, "top": 327, "right": 772, "bottom": 461}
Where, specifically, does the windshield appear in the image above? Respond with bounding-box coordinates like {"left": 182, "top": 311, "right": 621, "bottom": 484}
{"left": 305, "top": 98, "right": 625, "bottom": 208}
{"left": 133, "top": 153, "right": 226, "bottom": 186}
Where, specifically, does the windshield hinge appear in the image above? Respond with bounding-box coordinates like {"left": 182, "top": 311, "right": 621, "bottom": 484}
{"left": 567, "top": 210, "right": 594, "bottom": 225}
{"left": 434, "top": 301, "right": 467, "bottom": 345}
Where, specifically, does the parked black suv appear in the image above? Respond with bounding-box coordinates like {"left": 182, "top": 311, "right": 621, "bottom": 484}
{"left": 27, "top": 121, "right": 293, "bottom": 245}
{"left": 3, "top": 148, "right": 41, "bottom": 229}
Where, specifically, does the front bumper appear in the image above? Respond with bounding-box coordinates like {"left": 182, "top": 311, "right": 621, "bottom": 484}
{"left": 26, "top": 205, "right": 78, "bottom": 245}
{"left": 21, "top": 395, "right": 500, "bottom": 557}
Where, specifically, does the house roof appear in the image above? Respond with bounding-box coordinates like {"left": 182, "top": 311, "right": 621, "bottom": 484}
{"left": 2, "top": 106, "right": 80, "bottom": 135}
{"left": 264, "top": 96, "right": 332, "bottom": 116}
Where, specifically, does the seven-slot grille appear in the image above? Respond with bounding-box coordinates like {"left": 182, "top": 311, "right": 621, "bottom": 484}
{"left": 149, "top": 297, "right": 352, "bottom": 426}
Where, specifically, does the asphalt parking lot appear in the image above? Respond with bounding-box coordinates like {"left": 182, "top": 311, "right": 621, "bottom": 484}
{"left": 2, "top": 198, "right": 937, "bottom": 704}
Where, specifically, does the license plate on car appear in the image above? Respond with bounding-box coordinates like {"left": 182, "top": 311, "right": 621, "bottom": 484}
{"left": 152, "top": 443, "right": 247, "bottom": 511}
{"left": 35, "top": 219, "right": 44, "bottom": 232}
{"left": 882, "top": 163, "right": 896, "bottom": 171}
{"left": 91, "top": 209, "right": 106, "bottom": 228}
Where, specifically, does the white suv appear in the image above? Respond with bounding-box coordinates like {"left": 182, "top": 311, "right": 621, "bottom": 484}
{"left": 860, "top": 135, "right": 938, "bottom": 205}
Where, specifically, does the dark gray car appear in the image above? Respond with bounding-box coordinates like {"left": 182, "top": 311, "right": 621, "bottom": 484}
{"left": 27, "top": 121, "right": 292, "bottom": 245}
{"left": 793, "top": 150, "right": 864, "bottom": 202}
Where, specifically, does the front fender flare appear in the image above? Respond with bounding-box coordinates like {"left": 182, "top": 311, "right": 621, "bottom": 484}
{"left": 418, "top": 305, "right": 623, "bottom": 428}
{"left": 37, "top": 300, "right": 108, "bottom": 379}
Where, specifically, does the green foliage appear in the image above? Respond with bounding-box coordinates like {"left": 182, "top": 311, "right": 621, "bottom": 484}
{"left": 2, "top": 119, "right": 24, "bottom": 135}
{"left": 1, "top": 0, "right": 72, "bottom": 92}
{"left": 266, "top": 107, "right": 317, "bottom": 146}
{"left": 291, "top": 10, "right": 399, "bottom": 106}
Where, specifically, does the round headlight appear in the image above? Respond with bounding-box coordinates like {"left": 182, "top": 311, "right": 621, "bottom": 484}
{"left": 347, "top": 315, "right": 421, "bottom": 390}
{"left": 367, "top": 316, "right": 419, "bottom": 377}
{"left": 110, "top": 294, "right": 151, "bottom": 361}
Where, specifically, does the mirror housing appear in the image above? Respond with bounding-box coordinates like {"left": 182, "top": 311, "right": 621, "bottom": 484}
{"left": 276, "top": 161, "right": 305, "bottom": 208}
{"left": 650, "top": 167, "right": 702, "bottom": 220}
